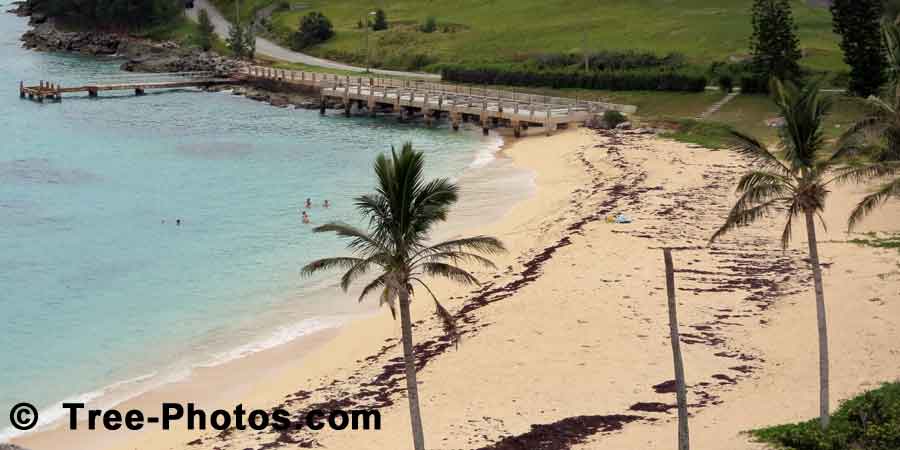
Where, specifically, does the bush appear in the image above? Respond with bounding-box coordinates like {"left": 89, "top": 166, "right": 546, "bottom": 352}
{"left": 292, "top": 11, "right": 333, "bottom": 50}
{"left": 752, "top": 382, "right": 900, "bottom": 450}
{"left": 530, "top": 50, "right": 685, "bottom": 71}
{"left": 440, "top": 64, "right": 708, "bottom": 92}
{"left": 421, "top": 16, "right": 437, "bottom": 33}
{"left": 372, "top": 9, "right": 388, "bottom": 31}
{"left": 740, "top": 75, "right": 769, "bottom": 94}
{"left": 197, "top": 9, "right": 214, "bottom": 51}
{"left": 603, "top": 110, "right": 627, "bottom": 128}
{"left": 717, "top": 73, "right": 734, "bottom": 93}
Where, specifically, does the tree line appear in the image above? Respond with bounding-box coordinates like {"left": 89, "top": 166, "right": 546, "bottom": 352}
{"left": 26, "top": 0, "right": 181, "bottom": 29}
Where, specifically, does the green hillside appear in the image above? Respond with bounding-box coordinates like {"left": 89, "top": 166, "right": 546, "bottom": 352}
{"left": 255, "top": 0, "right": 844, "bottom": 73}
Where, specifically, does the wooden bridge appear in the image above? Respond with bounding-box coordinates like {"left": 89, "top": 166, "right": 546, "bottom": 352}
{"left": 20, "top": 65, "right": 638, "bottom": 135}
{"left": 19, "top": 72, "right": 236, "bottom": 102}
{"left": 237, "top": 66, "right": 637, "bottom": 135}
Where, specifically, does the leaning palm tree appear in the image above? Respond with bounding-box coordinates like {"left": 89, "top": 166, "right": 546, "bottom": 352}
{"left": 710, "top": 78, "right": 846, "bottom": 429}
{"left": 302, "top": 143, "right": 505, "bottom": 450}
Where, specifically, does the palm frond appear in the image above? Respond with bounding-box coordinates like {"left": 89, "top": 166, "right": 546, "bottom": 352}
{"left": 780, "top": 199, "right": 801, "bottom": 249}
{"left": 301, "top": 257, "right": 365, "bottom": 277}
{"left": 312, "top": 222, "right": 388, "bottom": 255}
{"left": 416, "top": 251, "right": 499, "bottom": 270}
{"left": 380, "top": 286, "right": 398, "bottom": 319}
{"left": 710, "top": 197, "right": 790, "bottom": 244}
{"left": 358, "top": 273, "right": 388, "bottom": 303}
{"left": 827, "top": 161, "right": 900, "bottom": 185}
{"left": 420, "top": 262, "right": 480, "bottom": 286}
{"left": 413, "top": 236, "right": 507, "bottom": 262}
{"left": 848, "top": 177, "right": 900, "bottom": 230}
{"left": 411, "top": 278, "right": 459, "bottom": 346}
{"left": 727, "top": 130, "right": 791, "bottom": 175}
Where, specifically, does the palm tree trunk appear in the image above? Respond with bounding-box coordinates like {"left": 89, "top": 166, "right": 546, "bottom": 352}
{"left": 398, "top": 287, "right": 426, "bottom": 450}
{"left": 664, "top": 249, "right": 690, "bottom": 450}
{"left": 804, "top": 210, "right": 830, "bottom": 430}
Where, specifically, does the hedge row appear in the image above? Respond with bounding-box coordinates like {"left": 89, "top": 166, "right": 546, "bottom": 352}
{"left": 440, "top": 65, "right": 708, "bottom": 92}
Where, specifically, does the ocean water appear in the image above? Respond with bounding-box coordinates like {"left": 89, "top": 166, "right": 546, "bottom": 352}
{"left": 0, "top": 10, "right": 531, "bottom": 439}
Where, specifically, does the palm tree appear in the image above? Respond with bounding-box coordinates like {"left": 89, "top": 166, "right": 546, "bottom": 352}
{"left": 301, "top": 143, "right": 505, "bottom": 450}
{"left": 839, "top": 19, "right": 900, "bottom": 227}
{"left": 710, "top": 79, "right": 850, "bottom": 429}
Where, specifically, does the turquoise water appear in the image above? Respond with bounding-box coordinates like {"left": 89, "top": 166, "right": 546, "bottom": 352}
{"left": 0, "top": 10, "right": 521, "bottom": 438}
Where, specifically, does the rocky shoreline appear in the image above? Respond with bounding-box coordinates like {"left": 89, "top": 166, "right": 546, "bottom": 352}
{"left": 6, "top": 2, "right": 323, "bottom": 109}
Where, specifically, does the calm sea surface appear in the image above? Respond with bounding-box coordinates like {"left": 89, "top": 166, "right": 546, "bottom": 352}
{"left": 0, "top": 9, "right": 531, "bottom": 438}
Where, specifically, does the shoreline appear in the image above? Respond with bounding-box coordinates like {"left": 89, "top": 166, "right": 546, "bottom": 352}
{"left": 8, "top": 124, "right": 534, "bottom": 450}
{"left": 10, "top": 125, "right": 900, "bottom": 450}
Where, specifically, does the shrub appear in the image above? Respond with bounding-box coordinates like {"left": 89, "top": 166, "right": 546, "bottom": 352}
{"left": 752, "top": 382, "right": 900, "bottom": 450}
{"left": 197, "top": 9, "right": 214, "bottom": 51}
{"left": 717, "top": 73, "right": 734, "bottom": 93}
{"left": 372, "top": 9, "right": 388, "bottom": 31}
{"left": 440, "top": 64, "right": 707, "bottom": 92}
{"left": 292, "top": 11, "right": 333, "bottom": 50}
{"left": 421, "top": 16, "right": 437, "bottom": 33}
{"left": 530, "top": 50, "right": 686, "bottom": 71}
{"left": 740, "top": 75, "right": 769, "bottom": 94}
{"left": 603, "top": 110, "right": 627, "bottom": 128}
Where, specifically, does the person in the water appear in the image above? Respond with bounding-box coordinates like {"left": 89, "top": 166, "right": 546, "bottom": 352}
{"left": 176, "top": 219, "right": 181, "bottom": 226}
{"left": 305, "top": 198, "right": 312, "bottom": 208}
{"left": 302, "top": 211, "right": 310, "bottom": 224}
{"left": 323, "top": 200, "right": 330, "bottom": 208}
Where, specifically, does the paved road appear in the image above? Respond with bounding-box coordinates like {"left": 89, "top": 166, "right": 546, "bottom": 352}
{"left": 185, "top": 0, "right": 440, "bottom": 80}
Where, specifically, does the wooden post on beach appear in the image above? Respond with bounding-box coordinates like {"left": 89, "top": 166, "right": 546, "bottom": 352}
{"left": 663, "top": 248, "right": 690, "bottom": 450}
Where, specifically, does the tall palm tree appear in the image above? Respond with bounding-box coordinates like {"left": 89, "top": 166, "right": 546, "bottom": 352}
{"left": 302, "top": 143, "right": 505, "bottom": 450}
{"left": 710, "top": 79, "right": 851, "bottom": 429}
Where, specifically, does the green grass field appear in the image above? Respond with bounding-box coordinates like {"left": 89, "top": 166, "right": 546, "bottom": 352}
{"left": 245, "top": 0, "right": 846, "bottom": 73}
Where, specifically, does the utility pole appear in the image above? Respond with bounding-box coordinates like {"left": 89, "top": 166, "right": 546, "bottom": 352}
{"left": 582, "top": 27, "right": 589, "bottom": 72}
{"left": 664, "top": 248, "right": 690, "bottom": 450}
{"left": 365, "top": 14, "right": 370, "bottom": 73}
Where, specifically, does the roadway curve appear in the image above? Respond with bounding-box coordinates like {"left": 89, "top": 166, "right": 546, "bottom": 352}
{"left": 185, "top": 0, "right": 440, "bottom": 80}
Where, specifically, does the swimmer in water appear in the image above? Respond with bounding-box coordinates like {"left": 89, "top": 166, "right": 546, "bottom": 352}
{"left": 323, "top": 200, "right": 330, "bottom": 208}
{"left": 302, "top": 211, "right": 310, "bottom": 224}
{"left": 176, "top": 219, "right": 182, "bottom": 226}
{"left": 305, "top": 198, "right": 312, "bottom": 208}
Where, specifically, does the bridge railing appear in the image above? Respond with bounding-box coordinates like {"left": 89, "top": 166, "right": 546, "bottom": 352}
{"left": 241, "top": 65, "right": 637, "bottom": 114}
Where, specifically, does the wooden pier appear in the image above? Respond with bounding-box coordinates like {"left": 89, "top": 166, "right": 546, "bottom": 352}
{"left": 19, "top": 72, "right": 237, "bottom": 102}
{"left": 20, "top": 65, "right": 638, "bottom": 135}
{"left": 238, "top": 66, "right": 637, "bottom": 135}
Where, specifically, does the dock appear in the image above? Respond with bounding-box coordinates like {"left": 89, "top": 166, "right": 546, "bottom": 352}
{"left": 20, "top": 65, "right": 637, "bottom": 135}
{"left": 19, "top": 72, "right": 237, "bottom": 102}
{"left": 237, "top": 66, "right": 637, "bottom": 135}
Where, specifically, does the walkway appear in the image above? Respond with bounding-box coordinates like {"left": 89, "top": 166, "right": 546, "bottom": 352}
{"left": 697, "top": 91, "right": 739, "bottom": 120}
{"left": 184, "top": 0, "right": 440, "bottom": 80}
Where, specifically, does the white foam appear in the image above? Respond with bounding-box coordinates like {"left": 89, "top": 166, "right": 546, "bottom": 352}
{"left": 467, "top": 136, "right": 504, "bottom": 169}
{"left": 0, "top": 317, "right": 342, "bottom": 443}
{"left": 202, "top": 317, "right": 341, "bottom": 367}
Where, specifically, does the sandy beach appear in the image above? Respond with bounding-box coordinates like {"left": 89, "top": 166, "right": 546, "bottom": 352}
{"left": 14, "top": 127, "right": 900, "bottom": 450}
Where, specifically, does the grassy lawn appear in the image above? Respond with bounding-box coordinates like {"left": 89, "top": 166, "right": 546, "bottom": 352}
{"left": 236, "top": 0, "right": 848, "bottom": 73}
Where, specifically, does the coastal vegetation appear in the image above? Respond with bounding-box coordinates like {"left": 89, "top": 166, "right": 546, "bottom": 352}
{"left": 197, "top": 9, "right": 215, "bottom": 52}
{"left": 302, "top": 143, "right": 505, "bottom": 450}
{"left": 751, "top": 382, "right": 900, "bottom": 450}
{"left": 748, "top": 0, "right": 803, "bottom": 86}
{"left": 291, "top": 11, "right": 334, "bottom": 51}
{"left": 710, "top": 78, "right": 875, "bottom": 429}
{"left": 830, "top": 0, "right": 886, "bottom": 97}
{"left": 23, "top": 0, "right": 182, "bottom": 29}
